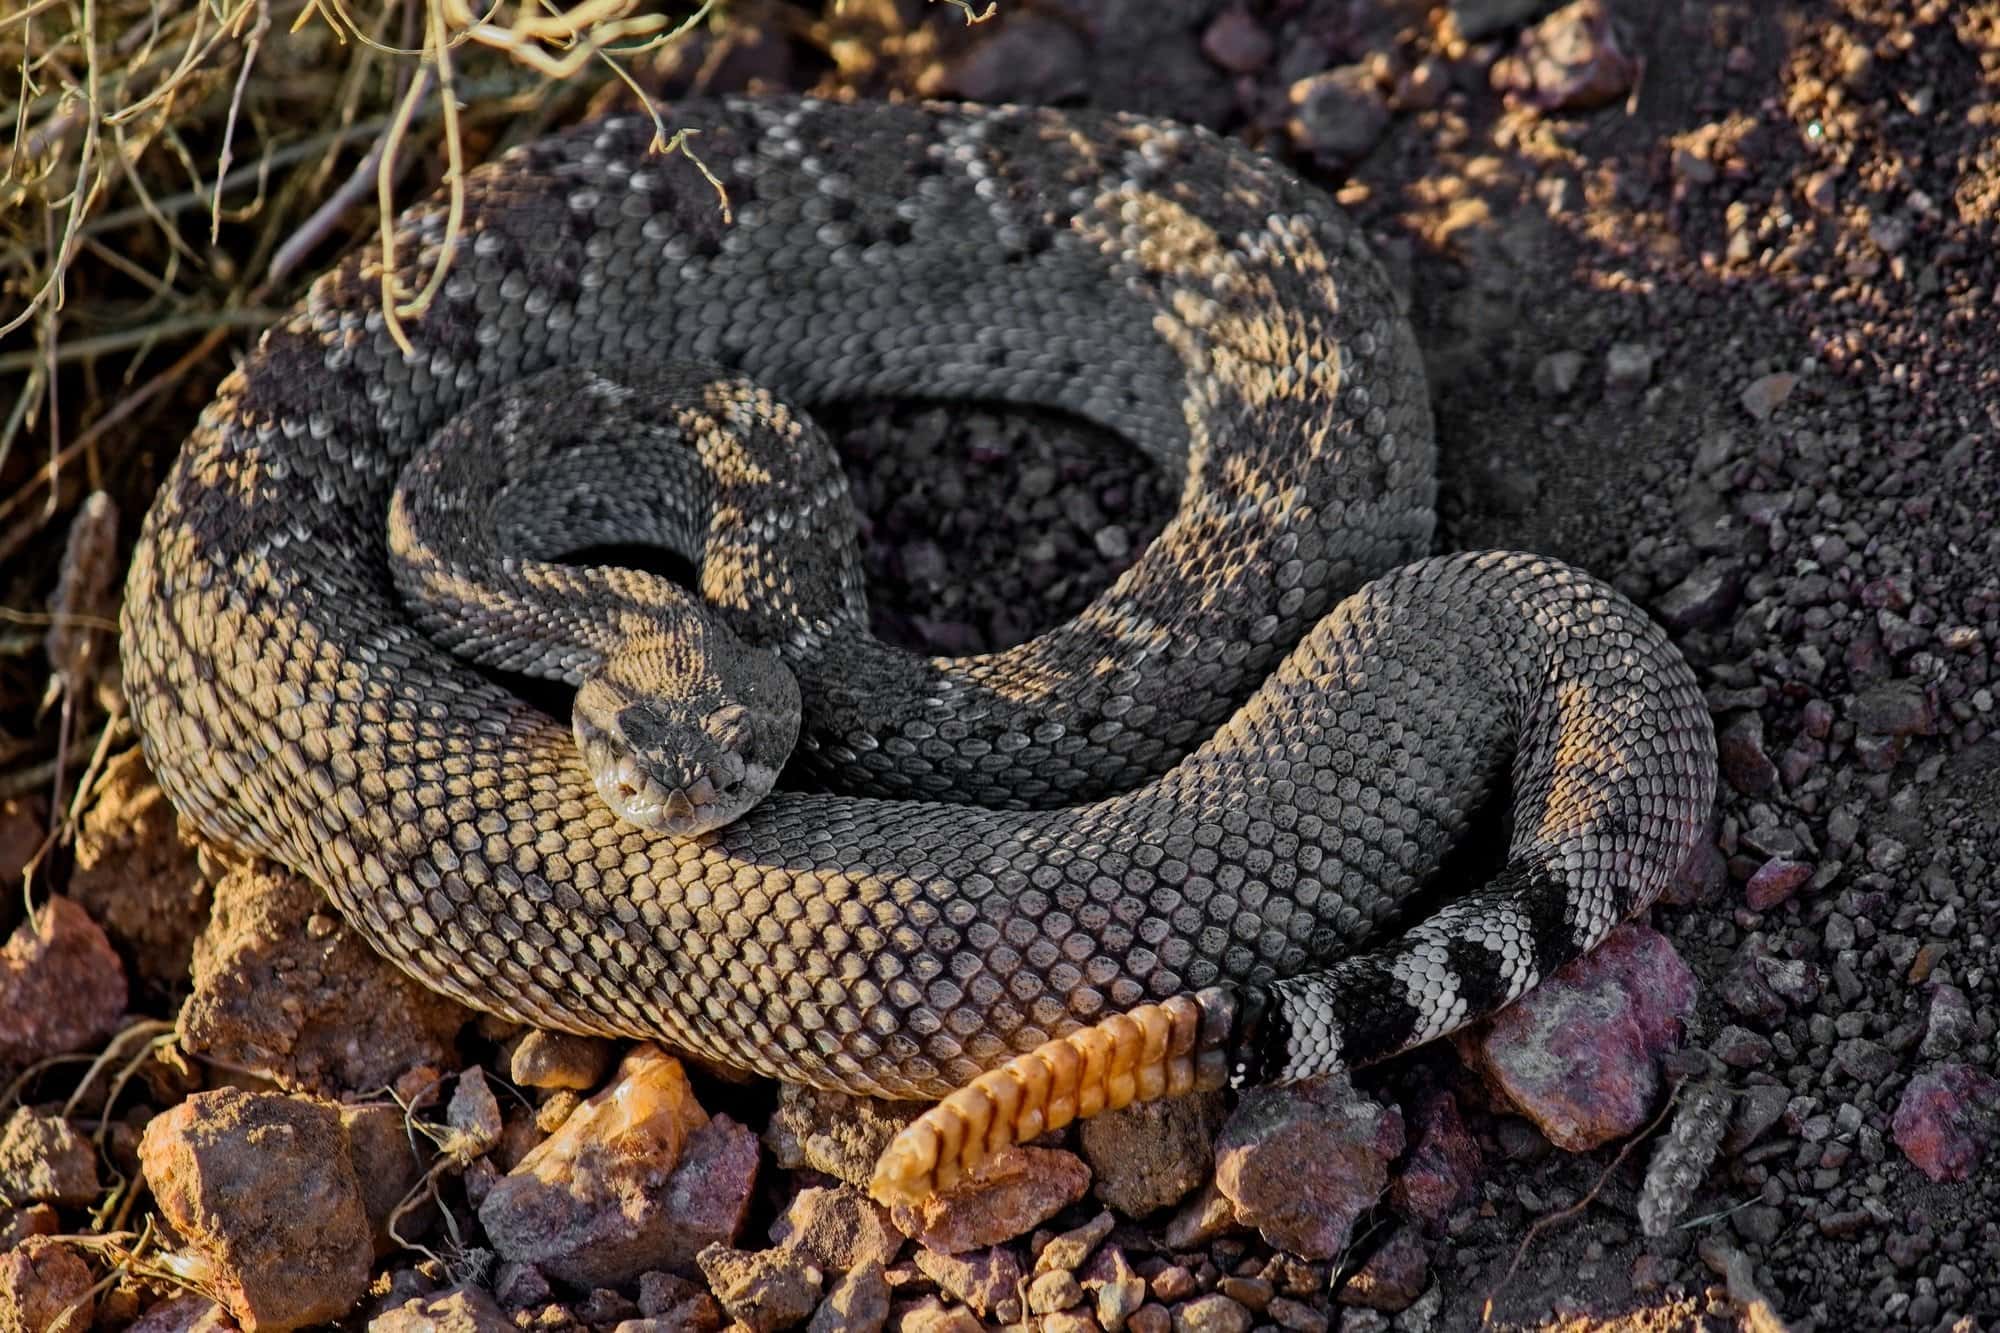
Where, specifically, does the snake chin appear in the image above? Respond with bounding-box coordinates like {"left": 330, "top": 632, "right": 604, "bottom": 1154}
{"left": 573, "top": 710, "right": 778, "bottom": 836}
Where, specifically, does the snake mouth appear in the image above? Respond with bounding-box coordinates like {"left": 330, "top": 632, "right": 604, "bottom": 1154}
{"left": 575, "top": 724, "right": 775, "bottom": 838}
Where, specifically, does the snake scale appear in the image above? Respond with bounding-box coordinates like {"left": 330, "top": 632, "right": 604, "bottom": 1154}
{"left": 120, "top": 96, "right": 1717, "bottom": 1200}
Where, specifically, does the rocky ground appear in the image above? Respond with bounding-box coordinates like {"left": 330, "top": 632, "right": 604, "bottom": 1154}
{"left": 2, "top": 1, "right": 1997, "bottom": 1331}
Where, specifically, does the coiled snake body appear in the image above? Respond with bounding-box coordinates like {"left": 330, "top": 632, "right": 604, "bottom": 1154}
{"left": 121, "top": 97, "right": 1716, "bottom": 1200}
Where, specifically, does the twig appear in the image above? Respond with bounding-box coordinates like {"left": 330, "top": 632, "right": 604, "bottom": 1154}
{"left": 1480, "top": 1090, "right": 1682, "bottom": 1325}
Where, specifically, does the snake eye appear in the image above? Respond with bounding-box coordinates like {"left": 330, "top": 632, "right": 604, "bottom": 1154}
{"left": 616, "top": 705, "right": 670, "bottom": 751}
{"left": 706, "top": 704, "right": 754, "bottom": 753}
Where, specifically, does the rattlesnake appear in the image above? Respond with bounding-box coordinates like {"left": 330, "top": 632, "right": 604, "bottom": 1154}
{"left": 119, "top": 96, "right": 1716, "bottom": 1201}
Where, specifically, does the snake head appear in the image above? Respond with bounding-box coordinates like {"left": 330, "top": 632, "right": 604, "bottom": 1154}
{"left": 572, "top": 625, "right": 800, "bottom": 837}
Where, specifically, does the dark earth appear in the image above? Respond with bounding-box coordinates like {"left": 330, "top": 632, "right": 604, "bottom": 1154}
{"left": 2, "top": 2, "right": 1997, "bottom": 1331}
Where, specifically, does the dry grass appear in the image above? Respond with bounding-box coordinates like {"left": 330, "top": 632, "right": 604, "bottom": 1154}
{"left": 0, "top": 0, "right": 726, "bottom": 557}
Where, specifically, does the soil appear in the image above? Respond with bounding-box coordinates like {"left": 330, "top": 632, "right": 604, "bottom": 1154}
{"left": 3, "top": 2, "right": 1997, "bottom": 1330}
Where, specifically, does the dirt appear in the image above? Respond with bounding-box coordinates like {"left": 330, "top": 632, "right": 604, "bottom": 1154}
{"left": 2, "top": 2, "right": 1997, "bottom": 1330}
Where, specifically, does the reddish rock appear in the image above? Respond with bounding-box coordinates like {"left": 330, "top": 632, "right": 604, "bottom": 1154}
{"left": 1080, "top": 1247, "right": 1146, "bottom": 1333}
{"left": 697, "top": 1244, "right": 823, "bottom": 1333}
{"left": 0, "top": 897, "right": 126, "bottom": 1074}
{"left": 806, "top": 1260, "right": 888, "bottom": 1333}
{"left": 770, "top": 1185, "right": 902, "bottom": 1273}
{"left": 478, "top": 1046, "right": 756, "bottom": 1288}
{"left": 1213, "top": 1077, "right": 1405, "bottom": 1260}
{"left": 891, "top": 1295, "right": 980, "bottom": 1333}
{"left": 1465, "top": 924, "right": 1697, "bottom": 1151}
{"left": 912, "top": 1246, "right": 1021, "bottom": 1319}
{"left": 1335, "top": 1225, "right": 1429, "bottom": 1312}
{"left": 1076, "top": 1094, "right": 1219, "bottom": 1217}
{"left": 369, "top": 1286, "right": 514, "bottom": 1333}
{"left": 1170, "top": 1293, "right": 1250, "bottom": 1333}
{"left": 65, "top": 750, "right": 209, "bottom": 995}
{"left": 1161, "top": 1178, "right": 1240, "bottom": 1250}
{"left": 125, "top": 1294, "right": 234, "bottom": 1333}
{"left": 337, "top": 1103, "right": 428, "bottom": 1255}
{"left": 0, "top": 1238, "right": 93, "bottom": 1333}
{"left": 1490, "top": 0, "right": 1636, "bottom": 111}
{"left": 178, "top": 865, "right": 469, "bottom": 1095}
{"left": 1389, "top": 1090, "right": 1482, "bottom": 1224}
{"left": 1716, "top": 714, "right": 1779, "bottom": 796}
{"left": 1744, "top": 858, "right": 1812, "bottom": 911}
{"left": 887, "top": 1146, "right": 1090, "bottom": 1254}
{"left": 444, "top": 1066, "right": 504, "bottom": 1158}
{"left": 764, "top": 1087, "right": 926, "bottom": 1190}
{"left": 1892, "top": 1064, "right": 2000, "bottom": 1183}
{"left": 0, "top": 1110, "right": 98, "bottom": 1208}
{"left": 139, "top": 1089, "right": 372, "bottom": 1331}
{"left": 0, "top": 1206, "right": 58, "bottom": 1250}
{"left": 509, "top": 1031, "right": 613, "bottom": 1091}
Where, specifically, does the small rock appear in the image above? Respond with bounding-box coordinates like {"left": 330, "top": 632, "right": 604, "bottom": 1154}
{"left": 1150, "top": 1266, "right": 1197, "bottom": 1304}
{"left": 1451, "top": 0, "right": 1558, "bottom": 40}
{"left": 1035, "top": 1210, "right": 1113, "bottom": 1274}
{"left": 1264, "top": 1297, "right": 1326, "bottom": 1333}
{"left": 1200, "top": 7, "right": 1271, "bottom": 73}
{"left": 0, "top": 1110, "right": 98, "bottom": 1208}
{"left": 1389, "top": 1090, "right": 1482, "bottom": 1224}
{"left": 1286, "top": 67, "right": 1391, "bottom": 166}
{"left": 0, "top": 1205, "right": 58, "bottom": 1250}
{"left": 1081, "top": 1248, "right": 1146, "bottom": 1333}
{"left": 772, "top": 1185, "right": 902, "bottom": 1273}
{"left": 1740, "top": 373, "right": 1798, "bottom": 420}
{"left": 178, "top": 866, "right": 470, "bottom": 1095}
{"left": 0, "top": 897, "right": 126, "bottom": 1074}
{"left": 1464, "top": 924, "right": 1696, "bottom": 1151}
{"left": 1214, "top": 1077, "right": 1404, "bottom": 1260}
{"left": 890, "top": 1296, "right": 979, "bottom": 1333}
{"left": 911, "top": 1247, "right": 1019, "bottom": 1318}
{"left": 1833, "top": 1037, "right": 1896, "bottom": 1084}
{"left": 1655, "top": 563, "right": 1741, "bottom": 632}
{"left": 509, "top": 1031, "right": 613, "bottom": 1091}
{"left": 1077, "top": 1094, "right": 1219, "bottom": 1217}
{"left": 1126, "top": 1306, "right": 1172, "bottom": 1333}
{"left": 806, "top": 1260, "right": 888, "bottom": 1333}
{"left": 1921, "top": 983, "right": 1973, "bottom": 1058}
{"left": 1028, "top": 1270, "right": 1083, "bottom": 1316}
{"left": 479, "top": 1046, "right": 755, "bottom": 1288}
{"left": 1725, "top": 1084, "right": 1790, "bottom": 1154}
{"left": 1169, "top": 1293, "right": 1250, "bottom": 1333}
{"left": 1214, "top": 1278, "right": 1269, "bottom": 1313}
{"left": 370, "top": 1287, "right": 514, "bottom": 1333}
{"left": 1602, "top": 343, "right": 1656, "bottom": 397}
{"left": 1892, "top": 1065, "right": 1998, "bottom": 1182}
{"left": 697, "top": 1244, "right": 823, "bottom": 1333}
{"left": 0, "top": 1238, "right": 93, "bottom": 1333}
{"left": 887, "top": 1146, "right": 1089, "bottom": 1254}
{"left": 1531, "top": 350, "right": 1585, "bottom": 398}
{"left": 125, "top": 1293, "right": 232, "bottom": 1333}
{"left": 1336, "top": 1226, "right": 1428, "bottom": 1312}
{"left": 764, "top": 1087, "right": 926, "bottom": 1190}
{"left": 445, "top": 1067, "right": 503, "bottom": 1159}
{"left": 140, "top": 1089, "right": 372, "bottom": 1331}
{"left": 1744, "top": 858, "right": 1811, "bottom": 911}
{"left": 339, "top": 1103, "right": 427, "bottom": 1254}
{"left": 1161, "top": 1179, "right": 1239, "bottom": 1249}
{"left": 1711, "top": 1026, "right": 1775, "bottom": 1069}
{"left": 1717, "top": 714, "right": 1779, "bottom": 796}
{"left": 935, "top": 13, "right": 1089, "bottom": 104}
{"left": 1490, "top": 0, "right": 1637, "bottom": 111}
{"left": 1849, "top": 682, "right": 1933, "bottom": 737}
